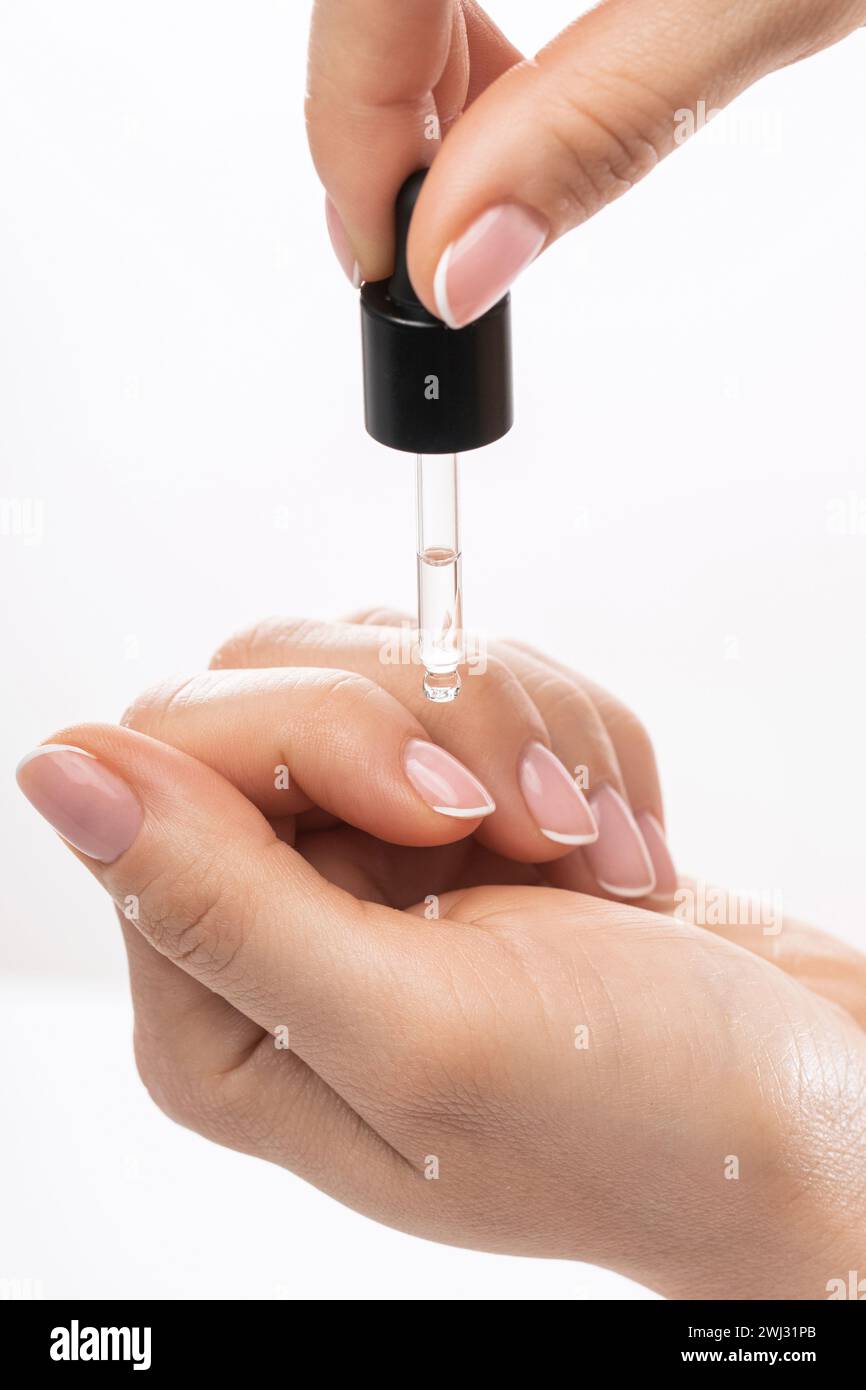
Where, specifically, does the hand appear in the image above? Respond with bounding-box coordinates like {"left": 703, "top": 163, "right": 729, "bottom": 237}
{"left": 16, "top": 617, "right": 866, "bottom": 1298}
{"left": 202, "top": 611, "right": 676, "bottom": 904}
{"left": 308, "top": 0, "right": 866, "bottom": 323}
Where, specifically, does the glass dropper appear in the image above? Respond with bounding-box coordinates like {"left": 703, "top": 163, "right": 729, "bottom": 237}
{"left": 359, "top": 169, "right": 514, "bottom": 709}
{"left": 416, "top": 452, "right": 463, "bottom": 702}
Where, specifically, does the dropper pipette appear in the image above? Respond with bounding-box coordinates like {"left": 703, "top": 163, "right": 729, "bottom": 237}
{"left": 360, "top": 169, "right": 513, "bottom": 702}
{"left": 416, "top": 451, "right": 462, "bottom": 702}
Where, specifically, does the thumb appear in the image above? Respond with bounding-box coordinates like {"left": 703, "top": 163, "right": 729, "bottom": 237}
{"left": 409, "top": 0, "right": 866, "bottom": 326}
{"left": 14, "top": 726, "right": 431, "bottom": 1077}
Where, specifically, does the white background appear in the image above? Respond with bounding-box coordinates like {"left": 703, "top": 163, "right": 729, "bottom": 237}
{"left": 1, "top": 1, "right": 864, "bottom": 1300}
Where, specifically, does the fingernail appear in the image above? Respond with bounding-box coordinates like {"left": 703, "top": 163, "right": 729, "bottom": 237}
{"left": 518, "top": 742, "right": 598, "bottom": 845}
{"left": 403, "top": 738, "right": 495, "bottom": 819}
{"left": 16, "top": 744, "right": 143, "bottom": 863}
{"left": 584, "top": 785, "right": 655, "bottom": 898}
{"left": 433, "top": 203, "right": 548, "bottom": 329}
{"left": 325, "top": 196, "right": 361, "bottom": 288}
{"left": 636, "top": 812, "right": 678, "bottom": 897}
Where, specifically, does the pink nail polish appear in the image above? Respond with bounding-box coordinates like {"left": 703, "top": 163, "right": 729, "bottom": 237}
{"left": 403, "top": 738, "right": 495, "bottom": 819}
{"left": 518, "top": 742, "right": 598, "bottom": 845}
{"left": 325, "top": 195, "right": 361, "bottom": 288}
{"left": 584, "top": 785, "right": 655, "bottom": 898}
{"left": 636, "top": 812, "right": 678, "bottom": 897}
{"left": 433, "top": 203, "right": 548, "bottom": 328}
{"left": 16, "top": 744, "right": 142, "bottom": 863}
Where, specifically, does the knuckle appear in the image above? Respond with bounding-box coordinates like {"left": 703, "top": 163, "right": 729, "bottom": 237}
{"left": 534, "top": 673, "right": 592, "bottom": 727}
{"left": 540, "top": 77, "right": 665, "bottom": 219}
{"left": 606, "top": 701, "right": 655, "bottom": 764}
{"left": 119, "top": 673, "right": 202, "bottom": 736}
{"left": 488, "top": 645, "right": 596, "bottom": 739}
{"left": 135, "top": 862, "right": 251, "bottom": 993}
{"left": 132, "top": 1034, "right": 206, "bottom": 1132}
{"left": 271, "top": 669, "right": 388, "bottom": 764}
{"left": 342, "top": 606, "right": 403, "bottom": 626}
{"left": 209, "top": 616, "right": 320, "bottom": 669}
{"left": 314, "top": 667, "right": 383, "bottom": 714}
{"left": 499, "top": 638, "right": 539, "bottom": 661}
{"left": 133, "top": 1036, "right": 251, "bottom": 1145}
{"left": 473, "top": 653, "right": 533, "bottom": 716}
{"left": 215, "top": 1056, "right": 326, "bottom": 1167}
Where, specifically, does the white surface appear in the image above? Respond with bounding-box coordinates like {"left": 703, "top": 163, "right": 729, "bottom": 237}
{"left": 1, "top": 2, "right": 864, "bottom": 1300}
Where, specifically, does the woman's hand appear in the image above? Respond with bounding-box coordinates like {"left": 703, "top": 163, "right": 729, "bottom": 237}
{"left": 201, "top": 611, "right": 676, "bottom": 904}
{"left": 308, "top": 0, "right": 866, "bottom": 322}
{"left": 16, "top": 617, "right": 866, "bottom": 1299}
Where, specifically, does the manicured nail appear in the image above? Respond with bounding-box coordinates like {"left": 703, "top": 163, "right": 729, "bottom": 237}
{"left": 584, "top": 785, "right": 655, "bottom": 898}
{"left": 636, "top": 812, "right": 678, "bottom": 897}
{"left": 433, "top": 203, "right": 548, "bottom": 328}
{"left": 325, "top": 196, "right": 361, "bottom": 288}
{"left": 16, "top": 744, "right": 142, "bottom": 863}
{"left": 518, "top": 742, "right": 598, "bottom": 845}
{"left": 403, "top": 738, "right": 495, "bottom": 819}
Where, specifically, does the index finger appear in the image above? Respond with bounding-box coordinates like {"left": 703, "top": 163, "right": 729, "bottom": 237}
{"left": 122, "top": 666, "right": 495, "bottom": 843}
{"left": 309, "top": 1, "right": 523, "bottom": 282}
{"left": 307, "top": 0, "right": 455, "bottom": 281}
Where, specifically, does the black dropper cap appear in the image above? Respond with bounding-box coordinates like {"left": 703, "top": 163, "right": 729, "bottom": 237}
{"left": 361, "top": 170, "right": 513, "bottom": 454}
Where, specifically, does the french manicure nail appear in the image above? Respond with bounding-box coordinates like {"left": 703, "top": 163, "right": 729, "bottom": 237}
{"left": 518, "top": 742, "right": 598, "bottom": 845}
{"left": 433, "top": 203, "right": 548, "bottom": 328}
{"left": 325, "top": 196, "right": 361, "bottom": 288}
{"left": 403, "top": 738, "right": 495, "bottom": 819}
{"left": 636, "top": 811, "right": 678, "bottom": 897}
{"left": 16, "top": 744, "right": 143, "bottom": 863}
{"left": 584, "top": 785, "right": 655, "bottom": 898}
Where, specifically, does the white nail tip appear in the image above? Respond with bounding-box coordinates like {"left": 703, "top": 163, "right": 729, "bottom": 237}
{"left": 16, "top": 743, "right": 94, "bottom": 774}
{"left": 595, "top": 877, "right": 656, "bottom": 899}
{"left": 433, "top": 245, "right": 458, "bottom": 328}
{"left": 351, "top": 262, "right": 362, "bottom": 289}
{"left": 540, "top": 827, "right": 599, "bottom": 846}
{"left": 431, "top": 803, "right": 496, "bottom": 819}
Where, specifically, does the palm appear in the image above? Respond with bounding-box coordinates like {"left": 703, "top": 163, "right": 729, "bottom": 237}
{"left": 291, "top": 814, "right": 866, "bottom": 1034}
{"left": 291, "top": 817, "right": 539, "bottom": 909}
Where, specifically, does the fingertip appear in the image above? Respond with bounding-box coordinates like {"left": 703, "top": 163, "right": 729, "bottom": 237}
{"left": 429, "top": 202, "right": 548, "bottom": 328}
{"left": 402, "top": 736, "right": 496, "bottom": 822}
{"left": 16, "top": 738, "right": 144, "bottom": 865}
{"left": 635, "top": 811, "right": 678, "bottom": 900}
{"left": 517, "top": 742, "right": 599, "bottom": 849}
{"left": 325, "top": 195, "right": 362, "bottom": 288}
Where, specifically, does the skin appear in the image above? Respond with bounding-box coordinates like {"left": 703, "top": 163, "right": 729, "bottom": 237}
{"left": 306, "top": 0, "right": 866, "bottom": 301}
{"left": 21, "top": 615, "right": 866, "bottom": 1299}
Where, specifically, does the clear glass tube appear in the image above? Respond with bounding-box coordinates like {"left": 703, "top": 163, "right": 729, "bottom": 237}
{"left": 416, "top": 452, "right": 463, "bottom": 702}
